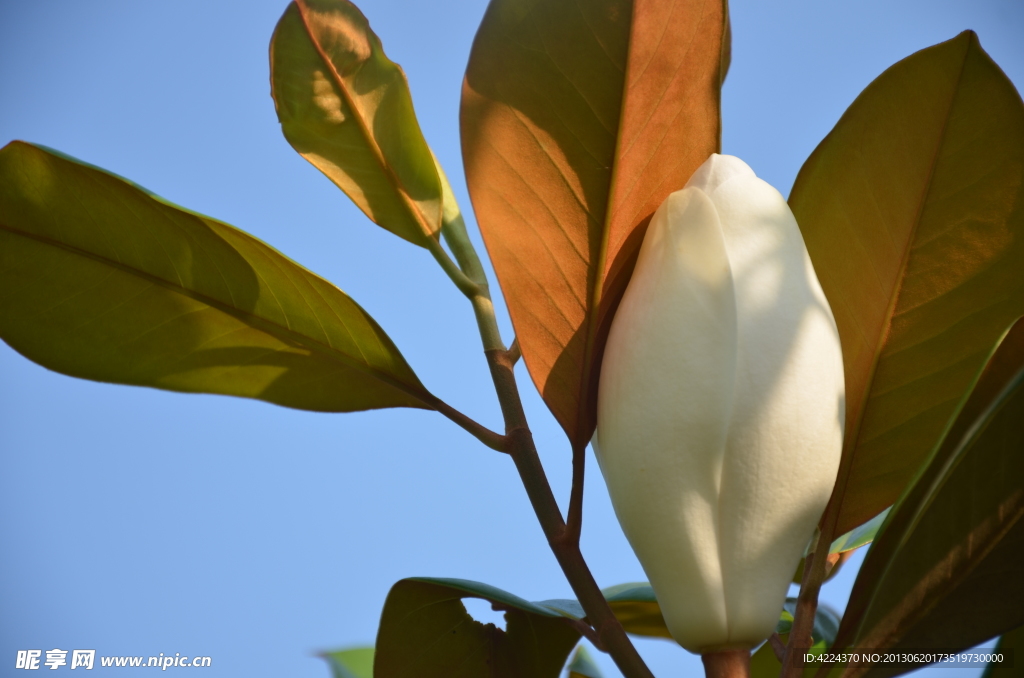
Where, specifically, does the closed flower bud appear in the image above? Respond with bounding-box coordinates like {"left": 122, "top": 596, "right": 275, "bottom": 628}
{"left": 595, "top": 154, "right": 845, "bottom": 653}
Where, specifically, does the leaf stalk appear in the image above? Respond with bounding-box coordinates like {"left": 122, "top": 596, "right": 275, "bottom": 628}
{"left": 487, "top": 349, "right": 655, "bottom": 678}
{"left": 435, "top": 192, "right": 655, "bottom": 677}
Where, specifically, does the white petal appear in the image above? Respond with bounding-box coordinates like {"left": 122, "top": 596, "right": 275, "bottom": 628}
{"left": 596, "top": 153, "right": 845, "bottom": 653}
{"left": 597, "top": 187, "right": 736, "bottom": 651}
{"left": 711, "top": 169, "right": 844, "bottom": 646}
{"left": 685, "top": 153, "right": 756, "bottom": 196}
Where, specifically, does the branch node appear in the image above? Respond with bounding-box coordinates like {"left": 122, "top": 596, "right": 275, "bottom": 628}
{"left": 567, "top": 618, "right": 607, "bottom": 652}
{"left": 506, "top": 337, "right": 521, "bottom": 365}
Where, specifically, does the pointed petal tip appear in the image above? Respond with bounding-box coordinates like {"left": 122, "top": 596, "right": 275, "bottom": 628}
{"left": 686, "top": 154, "right": 757, "bottom": 195}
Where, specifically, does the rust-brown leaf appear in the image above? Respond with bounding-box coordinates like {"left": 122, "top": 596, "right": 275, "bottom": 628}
{"left": 461, "top": 0, "right": 728, "bottom": 447}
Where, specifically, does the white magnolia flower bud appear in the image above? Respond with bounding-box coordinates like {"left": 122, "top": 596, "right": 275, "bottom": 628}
{"left": 595, "top": 154, "right": 844, "bottom": 653}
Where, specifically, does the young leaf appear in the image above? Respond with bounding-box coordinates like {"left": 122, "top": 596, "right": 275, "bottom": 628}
{"left": 789, "top": 31, "right": 1024, "bottom": 537}
{"left": 567, "top": 645, "right": 605, "bottom": 678}
{"left": 828, "top": 508, "right": 891, "bottom": 555}
{"left": 461, "top": 0, "right": 729, "bottom": 448}
{"left": 373, "top": 577, "right": 581, "bottom": 678}
{"left": 321, "top": 647, "right": 374, "bottom": 678}
{"left": 792, "top": 508, "right": 891, "bottom": 585}
{"left": 0, "top": 142, "right": 433, "bottom": 413}
{"left": 270, "top": 0, "right": 442, "bottom": 247}
{"left": 830, "top": 357, "right": 1024, "bottom": 675}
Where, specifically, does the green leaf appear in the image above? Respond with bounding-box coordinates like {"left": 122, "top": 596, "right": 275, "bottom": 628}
{"left": 830, "top": 336, "right": 1024, "bottom": 676}
{"left": 982, "top": 625, "right": 1024, "bottom": 678}
{"left": 750, "top": 603, "right": 842, "bottom": 678}
{"left": 0, "top": 141, "right": 433, "bottom": 412}
{"left": 829, "top": 508, "right": 891, "bottom": 555}
{"left": 322, "top": 647, "right": 374, "bottom": 678}
{"left": 789, "top": 31, "right": 1024, "bottom": 536}
{"left": 601, "top": 583, "right": 672, "bottom": 640}
{"left": 461, "top": 0, "right": 729, "bottom": 448}
{"left": 270, "top": 0, "right": 442, "bottom": 247}
{"left": 566, "top": 645, "right": 604, "bottom": 678}
{"left": 749, "top": 637, "right": 786, "bottom": 678}
{"left": 373, "top": 577, "right": 581, "bottom": 678}
{"left": 793, "top": 509, "right": 892, "bottom": 585}
{"left": 599, "top": 584, "right": 844, "bottom": 648}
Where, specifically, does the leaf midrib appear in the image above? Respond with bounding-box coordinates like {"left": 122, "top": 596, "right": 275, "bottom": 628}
{"left": 0, "top": 220, "right": 434, "bottom": 407}
{"left": 291, "top": 0, "right": 439, "bottom": 243}
{"left": 831, "top": 36, "right": 973, "bottom": 535}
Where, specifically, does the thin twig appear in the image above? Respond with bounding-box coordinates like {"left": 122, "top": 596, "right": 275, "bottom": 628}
{"left": 485, "top": 349, "right": 654, "bottom": 677}
{"left": 566, "top": 443, "right": 586, "bottom": 544}
{"left": 429, "top": 397, "right": 508, "bottom": 452}
{"left": 781, "top": 527, "right": 830, "bottom": 678}
{"left": 566, "top": 618, "right": 607, "bottom": 652}
{"left": 769, "top": 633, "right": 787, "bottom": 662}
{"left": 432, "top": 186, "right": 655, "bottom": 677}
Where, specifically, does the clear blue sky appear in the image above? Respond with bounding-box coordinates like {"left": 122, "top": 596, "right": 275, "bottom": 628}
{"left": 2, "top": 1, "right": 1021, "bottom": 676}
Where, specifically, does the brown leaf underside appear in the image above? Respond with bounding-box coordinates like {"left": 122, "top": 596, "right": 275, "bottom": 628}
{"left": 462, "top": 0, "right": 726, "bottom": 447}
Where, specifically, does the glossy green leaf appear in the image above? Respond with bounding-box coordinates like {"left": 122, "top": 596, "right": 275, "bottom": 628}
{"left": 0, "top": 142, "right": 433, "bottom": 412}
{"left": 566, "top": 645, "right": 604, "bottom": 678}
{"left": 461, "top": 0, "right": 729, "bottom": 448}
{"left": 270, "top": 0, "right": 441, "bottom": 247}
{"left": 789, "top": 31, "right": 1024, "bottom": 536}
{"left": 323, "top": 647, "right": 374, "bottom": 678}
{"left": 981, "top": 625, "right": 1023, "bottom": 678}
{"left": 373, "top": 577, "right": 581, "bottom": 678}
{"left": 829, "top": 341, "right": 1024, "bottom": 677}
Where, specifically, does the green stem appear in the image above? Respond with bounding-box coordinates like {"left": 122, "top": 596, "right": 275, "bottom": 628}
{"left": 425, "top": 234, "right": 479, "bottom": 299}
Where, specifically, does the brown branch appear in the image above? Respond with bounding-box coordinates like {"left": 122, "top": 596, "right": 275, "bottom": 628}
{"left": 485, "top": 348, "right": 654, "bottom": 678}
{"left": 506, "top": 336, "right": 521, "bottom": 365}
{"left": 781, "top": 528, "right": 831, "bottom": 678}
{"left": 566, "top": 442, "right": 586, "bottom": 544}
{"left": 432, "top": 190, "right": 652, "bottom": 677}
{"left": 565, "top": 617, "right": 607, "bottom": 652}
{"left": 429, "top": 397, "right": 508, "bottom": 452}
